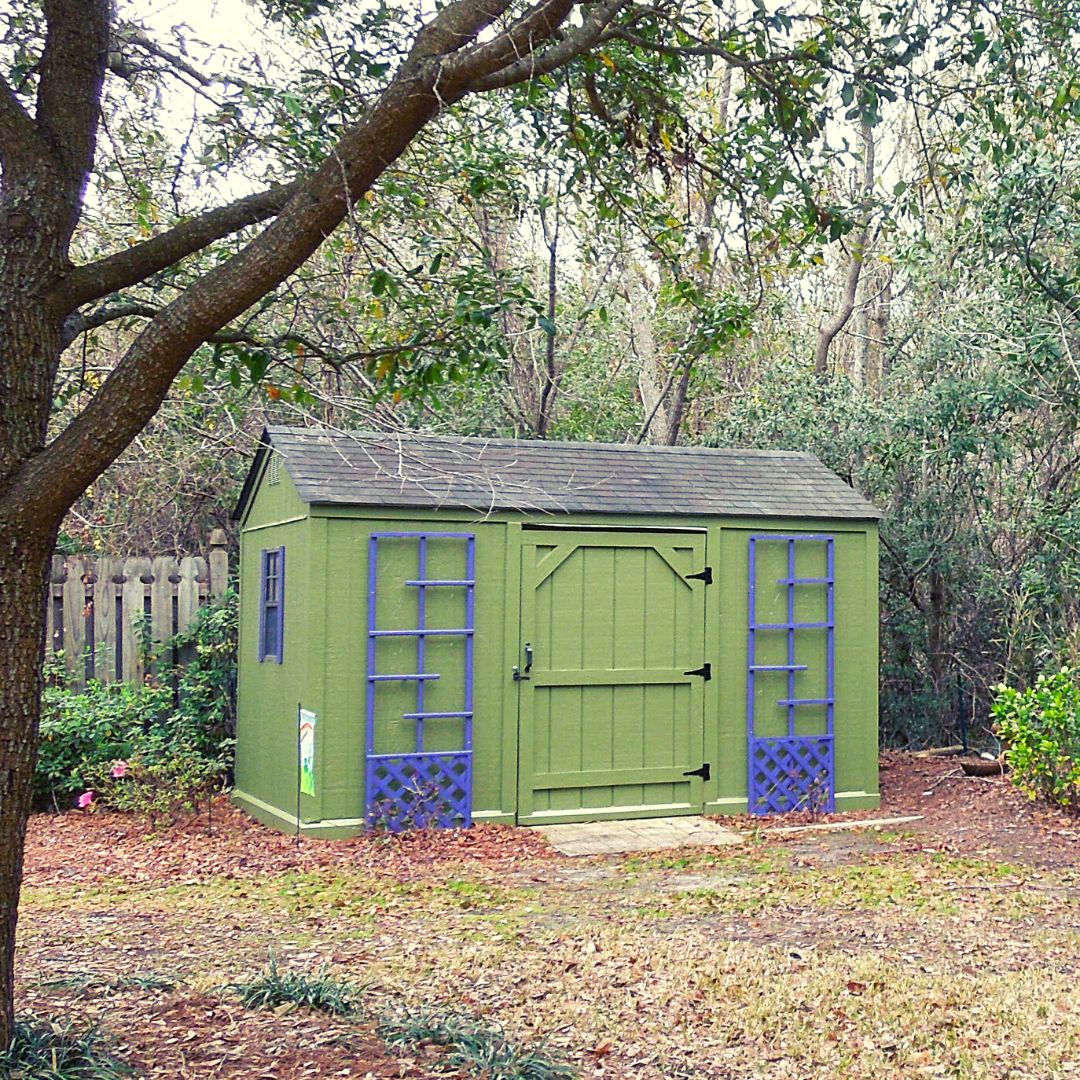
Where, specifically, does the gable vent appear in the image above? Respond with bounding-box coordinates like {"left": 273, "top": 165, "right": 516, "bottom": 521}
{"left": 267, "top": 454, "right": 280, "bottom": 485}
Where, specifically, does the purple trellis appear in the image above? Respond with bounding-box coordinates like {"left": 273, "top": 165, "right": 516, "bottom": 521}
{"left": 748, "top": 534, "right": 835, "bottom": 814}
{"left": 365, "top": 532, "right": 475, "bottom": 830}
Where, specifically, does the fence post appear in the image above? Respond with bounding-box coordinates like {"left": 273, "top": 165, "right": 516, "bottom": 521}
{"left": 209, "top": 529, "right": 229, "bottom": 600}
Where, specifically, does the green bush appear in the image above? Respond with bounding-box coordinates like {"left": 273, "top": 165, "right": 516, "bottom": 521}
{"left": 991, "top": 668, "right": 1080, "bottom": 810}
{"left": 36, "top": 676, "right": 168, "bottom": 808}
{"left": 35, "top": 591, "right": 237, "bottom": 812}
{"left": 83, "top": 743, "right": 221, "bottom": 824}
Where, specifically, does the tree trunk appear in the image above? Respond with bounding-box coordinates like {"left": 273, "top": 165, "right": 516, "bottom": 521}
{"left": 0, "top": 264, "right": 72, "bottom": 1048}
{"left": 0, "top": 533, "right": 52, "bottom": 1044}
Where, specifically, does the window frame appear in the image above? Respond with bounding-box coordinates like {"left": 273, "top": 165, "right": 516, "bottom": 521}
{"left": 258, "top": 545, "right": 286, "bottom": 663}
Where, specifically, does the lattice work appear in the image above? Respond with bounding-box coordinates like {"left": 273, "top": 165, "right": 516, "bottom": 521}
{"left": 366, "top": 753, "right": 472, "bottom": 831}
{"left": 749, "top": 736, "right": 834, "bottom": 814}
{"left": 365, "top": 532, "right": 475, "bottom": 832}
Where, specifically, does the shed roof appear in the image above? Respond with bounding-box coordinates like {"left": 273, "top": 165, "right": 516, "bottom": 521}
{"left": 235, "top": 426, "right": 880, "bottom": 521}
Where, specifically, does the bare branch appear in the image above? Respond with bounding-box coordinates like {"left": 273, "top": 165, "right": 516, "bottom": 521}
{"left": 603, "top": 28, "right": 812, "bottom": 70}
{"left": 815, "top": 116, "right": 876, "bottom": 375}
{"left": 465, "top": 0, "right": 629, "bottom": 92}
{"left": 60, "top": 301, "right": 160, "bottom": 349}
{"left": 444, "top": 0, "right": 577, "bottom": 87}
{"left": 57, "top": 181, "right": 301, "bottom": 310}
{"left": 113, "top": 26, "right": 213, "bottom": 87}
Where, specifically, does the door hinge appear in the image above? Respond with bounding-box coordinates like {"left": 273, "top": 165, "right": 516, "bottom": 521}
{"left": 686, "top": 566, "right": 713, "bottom": 585}
{"left": 683, "top": 662, "right": 711, "bottom": 680}
{"left": 683, "top": 762, "right": 711, "bottom": 782}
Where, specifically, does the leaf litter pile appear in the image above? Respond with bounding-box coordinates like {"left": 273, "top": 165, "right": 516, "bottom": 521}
{"left": 19, "top": 753, "right": 1079, "bottom": 1078}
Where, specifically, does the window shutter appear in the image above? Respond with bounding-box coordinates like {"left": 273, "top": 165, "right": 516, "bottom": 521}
{"left": 276, "top": 545, "right": 286, "bottom": 663}
{"left": 258, "top": 549, "right": 269, "bottom": 662}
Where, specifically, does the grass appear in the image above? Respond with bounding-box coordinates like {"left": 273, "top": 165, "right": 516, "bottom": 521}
{"left": 18, "top": 823, "right": 1080, "bottom": 1079}
{"left": 229, "top": 955, "right": 364, "bottom": 1016}
{"left": 40, "top": 972, "right": 176, "bottom": 996}
{"left": 379, "top": 1007, "right": 574, "bottom": 1080}
{"left": 0, "top": 1016, "right": 132, "bottom": 1079}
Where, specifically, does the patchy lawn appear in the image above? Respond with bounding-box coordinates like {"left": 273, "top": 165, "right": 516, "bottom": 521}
{"left": 18, "top": 754, "right": 1080, "bottom": 1079}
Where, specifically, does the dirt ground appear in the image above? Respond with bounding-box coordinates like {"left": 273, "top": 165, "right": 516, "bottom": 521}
{"left": 18, "top": 753, "right": 1080, "bottom": 1079}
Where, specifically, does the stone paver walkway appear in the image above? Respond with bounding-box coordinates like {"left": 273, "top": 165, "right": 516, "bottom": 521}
{"left": 532, "top": 815, "right": 744, "bottom": 856}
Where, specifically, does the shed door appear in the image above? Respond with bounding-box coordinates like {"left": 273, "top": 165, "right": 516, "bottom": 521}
{"left": 516, "top": 529, "right": 709, "bottom": 823}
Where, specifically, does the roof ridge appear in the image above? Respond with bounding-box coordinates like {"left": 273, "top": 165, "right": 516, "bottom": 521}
{"left": 267, "top": 426, "right": 816, "bottom": 459}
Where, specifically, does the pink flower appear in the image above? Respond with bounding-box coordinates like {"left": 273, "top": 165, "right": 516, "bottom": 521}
{"left": 111, "top": 760, "right": 129, "bottom": 778}
{"left": 77, "top": 790, "right": 94, "bottom": 809}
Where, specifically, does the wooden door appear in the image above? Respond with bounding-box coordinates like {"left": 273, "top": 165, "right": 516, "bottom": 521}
{"left": 516, "top": 529, "right": 709, "bottom": 823}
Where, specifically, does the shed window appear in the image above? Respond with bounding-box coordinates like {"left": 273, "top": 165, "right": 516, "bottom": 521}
{"left": 259, "top": 546, "right": 285, "bottom": 663}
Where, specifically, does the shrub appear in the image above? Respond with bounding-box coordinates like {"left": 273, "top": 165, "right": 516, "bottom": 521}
{"left": 36, "top": 676, "right": 169, "bottom": 809}
{"left": 230, "top": 957, "right": 364, "bottom": 1016}
{"left": 83, "top": 744, "right": 221, "bottom": 824}
{"left": 991, "top": 668, "right": 1080, "bottom": 810}
{"left": 35, "top": 591, "right": 237, "bottom": 812}
{"left": 0, "top": 1016, "right": 132, "bottom": 1078}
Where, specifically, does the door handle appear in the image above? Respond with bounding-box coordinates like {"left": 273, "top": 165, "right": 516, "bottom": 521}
{"left": 513, "top": 642, "right": 533, "bottom": 681}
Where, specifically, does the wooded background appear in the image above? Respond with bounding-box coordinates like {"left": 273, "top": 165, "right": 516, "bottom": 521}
{"left": 42, "top": 0, "right": 1080, "bottom": 748}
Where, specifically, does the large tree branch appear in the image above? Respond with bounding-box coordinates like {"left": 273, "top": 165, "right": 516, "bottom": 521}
{"left": 408, "top": 0, "right": 514, "bottom": 61}
{"left": 0, "top": 77, "right": 41, "bottom": 176}
{"left": 466, "top": 0, "right": 629, "bottom": 92}
{"left": 4, "top": 22, "right": 465, "bottom": 526}
{"left": 36, "top": 0, "right": 110, "bottom": 240}
{"left": 56, "top": 181, "right": 301, "bottom": 310}
{"left": 444, "top": 0, "right": 578, "bottom": 86}
{"left": 4, "top": 0, "right": 632, "bottom": 526}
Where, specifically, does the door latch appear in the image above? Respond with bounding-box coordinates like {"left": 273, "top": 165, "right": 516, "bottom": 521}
{"left": 513, "top": 642, "right": 533, "bottom": 681}
{"left": 683, "top": 663, "right": 711, "bottom": 680}
{"left": 683, "top": 763, "right": 711, "bottom": 782}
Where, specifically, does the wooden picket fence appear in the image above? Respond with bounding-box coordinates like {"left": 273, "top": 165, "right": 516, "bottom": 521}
{"left": 46, "top": 529, "right": 229, "bottom": 688}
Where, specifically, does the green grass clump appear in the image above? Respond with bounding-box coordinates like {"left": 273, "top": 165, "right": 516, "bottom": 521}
{"left": 41, "top": 971, "right": 176, "bottom": 996}
{"left": 230, "top": 956, "right": 363, "bottom": 1016}
{"left": 0, "top": 1016, "right": 132, "bottom": 1079}
{"left": 379, "top": 1007, "right": 574, "bottom": 1080}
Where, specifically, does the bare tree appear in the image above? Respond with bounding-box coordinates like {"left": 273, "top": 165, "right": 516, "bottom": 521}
{"left": 815, "top": 116, "right": 877, "bottom": 376}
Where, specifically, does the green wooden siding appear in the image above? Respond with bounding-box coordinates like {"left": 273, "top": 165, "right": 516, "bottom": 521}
{"left": 233, "top": 456, "right": 316, "bottom": 828}
{"left": 235, "top": 489, "right": 880, "bottom": 835}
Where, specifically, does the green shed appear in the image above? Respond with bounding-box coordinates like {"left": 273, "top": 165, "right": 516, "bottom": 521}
{"left": 233, "top": 427, "right": 881, "bottom": 837}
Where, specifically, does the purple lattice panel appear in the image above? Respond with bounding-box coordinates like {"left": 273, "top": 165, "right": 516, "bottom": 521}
{"left": 365, "top": 752, "right": 472, "bottom": 831}
{"left": 749, "top": 736, "right": 835, "bottom": 815}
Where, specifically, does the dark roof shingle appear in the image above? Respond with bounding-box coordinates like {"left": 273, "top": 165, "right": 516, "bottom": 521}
{"left": 238, "top": 427, "right": 880, "bottom": 521}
